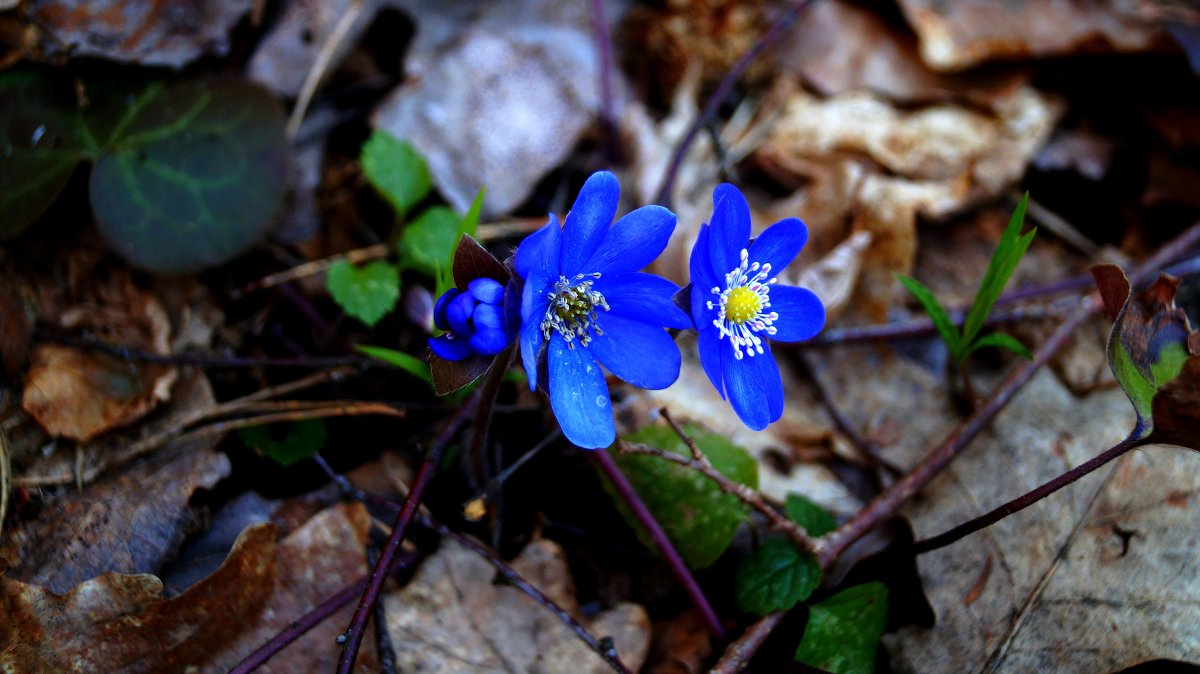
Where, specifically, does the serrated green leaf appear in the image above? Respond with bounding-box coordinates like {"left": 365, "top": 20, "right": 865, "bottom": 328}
{"left": 356, "top": 344, "right": 432, "bottom": 383}
{"left": 794, "top": 581, "right": 889, "bottom": 674}
{"left": 961, "top": 194, "right": 1035, "bottom": 346}
{"left": 361, "top": 131, "right": 430, "bottom": 216}
{"left": 966, "top": 331, "right": 1032, "bottom": 360}
{"left": 327, "top": 260, "right": 400, "bottom": 326}
{"left": 734, "top": 537, "right": 821, "bottom": 615}
{"left": 398, "top": 206, "right": 463, "bottom": 278}
{"left": 239, "top": 419, "right": 327, "bottom": 467}
{"left": 0, "top": 68, "right": 91, "bottom": 239}
{"left": 785, "top": 493, "right": 837, "bottom": 537}
{"left": 898, "top": 275, "right": 962, "bottom": 360}
{"left": 89, "top": 78, "right": 288, "bottom": 273}
{"left": 608, "top": 424, "right": 758, "bottom": 569}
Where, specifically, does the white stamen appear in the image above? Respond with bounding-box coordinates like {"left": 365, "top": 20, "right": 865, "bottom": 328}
{"left": 711, "top": 248, "right": 778, "bottom": 359}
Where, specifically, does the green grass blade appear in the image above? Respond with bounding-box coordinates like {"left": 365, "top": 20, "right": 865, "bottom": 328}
{"left": 962, "top": 194, "right": 1035, "bottom": 345}
{"left": 898, "top": 275, "right": 962, "bottom": 360}
{"left": 967, "top": 331, "right": 1032, "bottom": 360}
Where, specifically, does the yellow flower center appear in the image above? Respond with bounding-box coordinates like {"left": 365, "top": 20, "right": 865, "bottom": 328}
{"left": 724, "top": 286, "right": 762, "bottom": 325}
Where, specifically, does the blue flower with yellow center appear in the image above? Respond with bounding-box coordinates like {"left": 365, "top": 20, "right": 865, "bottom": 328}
{"left": 516, "top": 171, "right": 690, "bottom": 448}
{"left": 689, "top": 184, "right": 826, "bottom": 430}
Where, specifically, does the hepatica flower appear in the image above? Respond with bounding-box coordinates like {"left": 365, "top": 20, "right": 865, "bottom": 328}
{"left": 429, "top": 277, "right": 511, "bottom": 360}
{"left": 690, "top": 184, "right": 825, "bottom": 430}
{"left": 516, "top": 171, "right": 690, "bottom": 448}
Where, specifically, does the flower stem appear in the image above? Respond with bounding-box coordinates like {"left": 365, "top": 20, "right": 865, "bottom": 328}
{"left": 591, "top": 447, "right": 726, "bottom": 639}
{"left": 913, "top": 433, "right": 1145, "bottom": 554}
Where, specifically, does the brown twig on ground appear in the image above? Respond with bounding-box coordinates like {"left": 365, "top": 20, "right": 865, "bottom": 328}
{"left": 708, "top": 612, "right": 786, "bottom": 674}
{"left": 234, "top": 242, "right": 391, "bottom": 298}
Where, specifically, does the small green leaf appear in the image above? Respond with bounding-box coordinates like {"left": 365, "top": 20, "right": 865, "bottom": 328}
{"left": 785, "top": 493, "right": 837, "bottom": 537}
{"left": 961, "top": 194, "right": 1035, "bottom": 346}
{"left": 794, "top": 581, "right": 889, "bottom": 674}
{"left": 735, "top": 537, "right": 821, "bottom": 615}
{"left": 361, "top": 131, "right": 430, "bottom": 216}
{"left": 609, "top": 424, "right": 758, "bottom": 569}
{"left": 357, "top": 344, "right": 432, "bottom": 383}
{"left": 461, "top": 187, "right": 485, "bottom": 238}
{"left": 398, "top": 206, "right": 463, "bottom": 278}
{"left": 898, "top": 275, "right": 962, "bottom": 360}
{"left": 239, "top": 419, "right": 327, "bottom": 467}
{"left": 967, "top": 331, "right": 1032, "bottom": 360}
{"left": 89, "top": 78, "right": 288, "bottom": 273}
{"left": 327, "top": 260, "right": 400, "bottom": 327}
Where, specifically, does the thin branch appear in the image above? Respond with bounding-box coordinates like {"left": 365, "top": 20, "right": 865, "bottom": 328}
{"left": 235, "top": 242, "right": 391, "bottom": 299}
{"left": 35, "top": 329, "right": 365, "bottom": 369}
{"left": 591, "top": 447, "right": 726, "bottom": 639}
{"left": 285, "top": 0, "right": 365, "bottom": 140}
{"left": 335, "top": 393, "right": 477, "bottom": 673}
{"left": 366, "top": 545, "right": 399, "bottom": 674}
{"left": 806, "top": 300, "right": 1074, "bottom": 347}
{"left": 709, "top": 612, "right": 786, "bottom": 674}
{"left": 588, "top": 0, "right": 621, "bottom": 163}
{"left": 913, "top": 433, "right": 1145, "bottom": 554}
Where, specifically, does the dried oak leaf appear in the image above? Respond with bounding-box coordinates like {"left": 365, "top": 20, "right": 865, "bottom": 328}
{"left": 0, "top": 522, "right": 275, "bottom": 674}
{"left": 385, "top": 537, "right": 651, "bottom": 673}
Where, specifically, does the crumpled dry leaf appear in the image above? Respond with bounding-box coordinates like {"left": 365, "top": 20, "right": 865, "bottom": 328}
{"left": 0, "top": 522, "right": 275, "bottom": 674}
{"left": 0, "top": 439, "right": 230, "bottom": 594}
{"left": 895, "top": 0, "right": 1167, "bottom": 72}
{"left": 385, "top": 536, "right": 651, "bottom": 673}
{"left": 7, "top": 0, "right": 256, "bottom": 68}
{"left": 643, "top": 609, "right": 713, "bottom": 674}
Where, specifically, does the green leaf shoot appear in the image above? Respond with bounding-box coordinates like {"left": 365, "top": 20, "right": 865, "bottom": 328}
{"left": 794, "top": 581, "right": 889, "bottom": 674}
{"left": 361, "top": 131, "right": 431, "bottom": 217}
{"left": 967, "top": 331, "right": 1032, "bottom": 360}
{"left": 734, "top": 537, "right": 821, "bottom": 615}
{"left": 898, "top": 275, "right": 960, "bottom": 357}
{"left": 238, "top": 419, "right": 328, "bottom": 467}
{"left": 961, "top": 194, "right": 1035, "bottom": 347}
{"left": 327, "top": 260, "right": 400, "bottom": 327}
{"left": 356, "top": 344, "right": 432, "bottom": 384}
{"left": 785, "top": 493, "right": 838, "bottom": 537}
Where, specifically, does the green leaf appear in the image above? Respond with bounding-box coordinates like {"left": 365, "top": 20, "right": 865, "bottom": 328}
{"left": 361, "top": 131, "right": 430, "bottom": 216}
{"left": 967, "top": 331, "right": 1032, "bottom": 360}
{"left": 356, "top": 344, "right": 432, "bottom": 383}
{"left": 0, "top": 68, "right": 91, "bottom": 239}
{"left": 961, "top": 194, "right": 1035, "bottom": 346}
{"left": 238, "top": 419, "right": 328, "bottom": 467}
{"left": 327, "top": 260, "right": 400, "bottom": 326}
{"left": 609, "top": 424, "right": 758, "bottom": 569}
{"left": 785, "top": 493, "right": 838, "bottom": 537}
{"left": 89, "top": 78, "right": 288, "bottom": 273}
{"left": 399, "top": 206, "right": 467, "bottom": 278}
{"left": 794, "top": 581, "right": 889, "bottom": 674}
{"left": 898, "top": 275, "right": 962, "bottom": 360}
{"left": 461, "top": 187, "right": 485, "bottom": 238}
{"left": 734, "top": 537, "right": 821, "bottom": 615}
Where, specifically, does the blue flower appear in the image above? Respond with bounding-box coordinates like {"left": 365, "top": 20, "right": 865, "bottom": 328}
{"left": 515, "top": 171, "right": 691, "bottom": 448}
{"left": 429, "top": 277, "right": 511, "bottom": 360}
{"left": 689, "top": 184, "right": 825, "bottom": 430}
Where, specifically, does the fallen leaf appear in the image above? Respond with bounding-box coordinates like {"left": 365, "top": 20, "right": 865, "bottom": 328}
{"left": 0, "top": 522, "right": 275, "bottom": 674}
{"left": 384, "top": 536, "right": 651, "bottom": 673}
{"left": 643, "top": 609, "right": 713, "bottom": 674}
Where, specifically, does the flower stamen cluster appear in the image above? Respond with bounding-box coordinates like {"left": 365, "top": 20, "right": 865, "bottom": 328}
{"left": 708, "top": 249, "right": 779, "bottom": 359}
{"left": 541, "top": 273, "right": 609, "bottom": 348}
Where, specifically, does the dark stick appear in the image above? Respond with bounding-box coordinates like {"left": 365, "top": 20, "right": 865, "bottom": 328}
{"left": 467, "top": 346, "right": 516, "bottom": 494}
{"left": 366, "top": 546, "right": 399, "bottom": 674}
{"left": 588, "top": 0, "right": 621, "bottom": 164}
{"left": 33, "top": 329, "right": 366, "bottom": 368}
{"left": 805, "top": 301, "right": 1073, "bottom": 347}
{"left": 709, "top": 612, "right": 786, "bottom": 674}
{"left": 913, "top": 433, "right": 1144, "bottom": 554}
{"left": 334, "top": 394, "right": 478, "bottom": 673}
{"left": 654, "top": 0, "right": 815, "bottom": 206}
{"left": 591, "top": 447, "right": 726, "bottom": 639}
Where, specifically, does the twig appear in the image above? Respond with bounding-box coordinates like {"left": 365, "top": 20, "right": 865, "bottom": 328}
{"left": 335, "top": 392, "right": 478, "bottom": 673}
{"left": 591, "top": 447, "right": 726, "bottom": 639}
{"left": 465, "top": 428, "right": 562, "bottom": 514}
{"left": 913, "top": 433, "right": 1145, "bottom": 554}
{"left": 467, "top": 345, "right": 516, "bottom": 491}
{"left": 235, "top": 242, "right": 391, "bottom": 299}
{"left": 588, "top": 0, "right": 621, "bottom": 163}
{"left": 286, "top": 0, "right": 366, "bottom": 140}
{"left": 654, "top": 0, "right": 816, "bottom": 206}
{"left": 806, "top": 300, "right": 1075, "bottom": 347}
{"left": 33, "top": 329, "right": 366, "bottom": 368}
{"left": 366, "top": 546, "right": 399, "bottom": 674}
{"left": 709, "top": 612, "right": 786, "bottom": 674}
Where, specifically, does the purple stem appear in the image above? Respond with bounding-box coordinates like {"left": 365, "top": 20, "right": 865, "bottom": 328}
{"left": 591, "top": 447, "right": 725, "bottom": 639}
{"left": 588, "top": 0, "right": 621, "bottom": 163}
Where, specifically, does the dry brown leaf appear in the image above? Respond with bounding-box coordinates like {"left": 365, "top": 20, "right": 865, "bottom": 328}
{"left": 0, "top": 440, "right": 230, "bottom": 594}
{"left": 0, "top": 522, "right": 275, "bottom": 674}
{"left": 643, "top": 609, "right": 713, "bottom": 674}
{"left": 896, "top": 0, "right": 1166, "bottom": 72}
{"left": 385, "top": 536, "right": 651, "bottom": 673}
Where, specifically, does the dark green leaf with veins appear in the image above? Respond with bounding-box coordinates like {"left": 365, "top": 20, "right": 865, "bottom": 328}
{"left": 785, "top": 493, "right": 838, "bottom": 537}
{"left": 794, "top": 581, "right": 889, "bottom": 674}
{"left": 361, "top": 131, "right": 431, "bottom": 216}
{"left": 734, "top": 536, "right": 821, "bottom": 615}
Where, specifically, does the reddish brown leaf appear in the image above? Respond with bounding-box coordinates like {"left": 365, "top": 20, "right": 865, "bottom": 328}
{"left": 1091, "top": 263, "right": 1131, "bottom": 323}
{"left": 1151, "top": 357, "right": 1200, "bottom": 451}
{"left": 451, "top": 234, "right": 510, "bottom": 290}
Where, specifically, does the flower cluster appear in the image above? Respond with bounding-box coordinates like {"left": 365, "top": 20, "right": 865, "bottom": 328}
{"left": 432, "top": 171, "right": 824, "bottom": 448}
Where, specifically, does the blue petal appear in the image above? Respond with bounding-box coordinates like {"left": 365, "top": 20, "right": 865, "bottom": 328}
{"left": 519, "top": 318, "right": 544, "bottom": 392}
{"left": 697, "top": 325, "right": 725, "bottom": 399}
{"left": 549, "top": 337, "right": 615, "bottom": 449}
{"left": 469, "top": 328, "right": 508, "bottom": 355}
{"left": 520, "top": 276, "right": 550, "bottom": 392}
{"left": 515, "top": 214, "right": 561, "bottom": 279}
{"left": 468, "top": 277, "right": 505, "bottom": 304}
{"left": 595, "top": 273, "right": 691, "bottom": 329}
{"left": 767, "top": 285, "right": 825, "bottom": 342}
{"left": 448, "top": 292, "right": 476, "bottom": 334}
{"left": 748, "top": 218, "right": 808, "bottom": 276}
{"left": 429, "top": 334, "right": 473, "bottom": 361}
{"left": 689, "top": 225, "right": 721, "bottom": 331}
{"left": 720, "top": 341, "right": 783, "bottom": 430}
{"left": 473, "top": 303, "right": 505, "bottom": 332}
{"left": 588, "top": 314, "right": 681, "bottom": 389}
{"left": 561, "top": 171, "right": 619, "bottom": 276}
{"left": 582, "top": 205, "right": 676, "bottom": 275}
{"left": 709, "top": 184, "right": 751, "bottom": 275}
{"left": 433, "top": 289, "right": 461, "bottom": 331}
